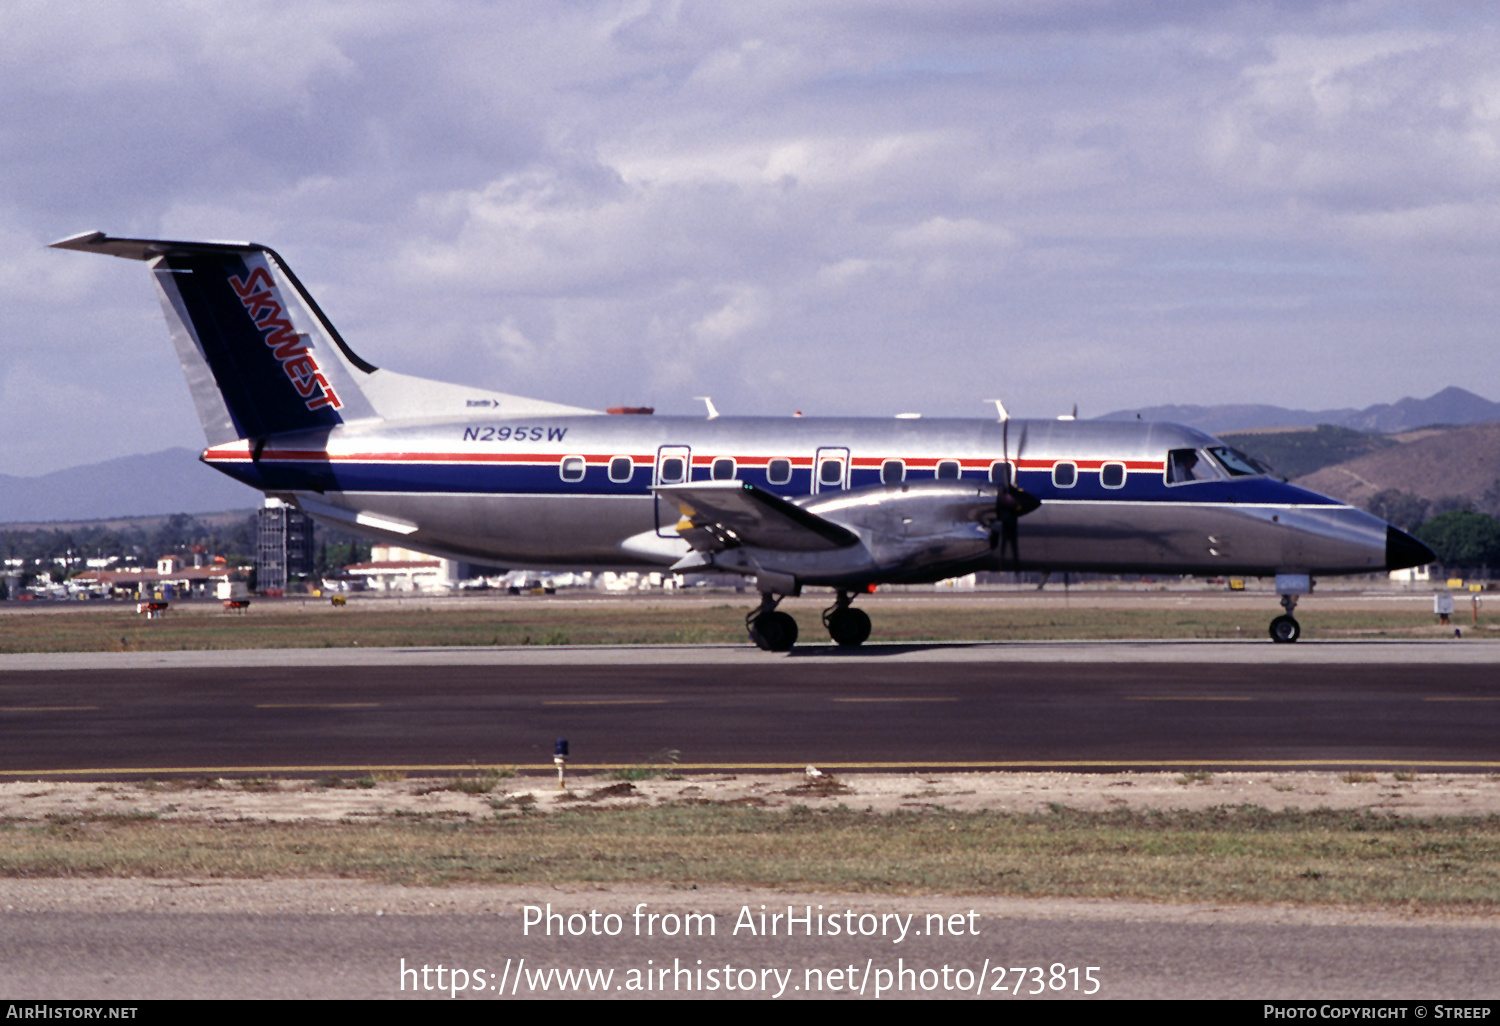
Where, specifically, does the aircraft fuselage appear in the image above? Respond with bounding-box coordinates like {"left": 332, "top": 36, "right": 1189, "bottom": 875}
{"left": 202, "top": 413, "right": 1397, "bottom": 580}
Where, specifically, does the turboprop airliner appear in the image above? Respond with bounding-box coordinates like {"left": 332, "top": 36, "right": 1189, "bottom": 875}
{"left": 52, "top": 231, "right": 1434, "bottom": 651}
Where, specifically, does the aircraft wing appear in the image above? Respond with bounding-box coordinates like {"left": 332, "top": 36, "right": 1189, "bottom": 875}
{"left": 654, "top": 481, "right": 858, "bottom": 552}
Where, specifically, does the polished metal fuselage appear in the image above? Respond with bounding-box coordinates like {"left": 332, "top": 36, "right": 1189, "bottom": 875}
{"left": 205, "top": 413, "right": 1393, "bottom": 582}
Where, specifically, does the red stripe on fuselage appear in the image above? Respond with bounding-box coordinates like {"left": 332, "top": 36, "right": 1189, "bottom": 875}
{"left": 202, "top": 447, "right": 1167, "bottom": 472}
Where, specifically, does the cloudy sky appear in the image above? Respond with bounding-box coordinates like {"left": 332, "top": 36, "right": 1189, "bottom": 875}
{"left": 3, "top": 1, "right": 1498, "bottom": 476}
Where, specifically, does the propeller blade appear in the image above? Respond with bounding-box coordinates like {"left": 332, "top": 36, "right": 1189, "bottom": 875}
{"left": 991, "top": 410, "right": 1035, "bottom": 568}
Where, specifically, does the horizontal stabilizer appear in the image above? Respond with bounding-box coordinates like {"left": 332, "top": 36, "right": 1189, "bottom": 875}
{"left": 654, "top": 480, "right": 858, "bottom": 552}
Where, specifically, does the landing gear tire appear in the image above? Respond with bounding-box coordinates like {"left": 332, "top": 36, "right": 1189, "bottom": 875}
{"left": 749, "top": 611, "right": 799, "bottom": 652}
{"left": 1269, "top": 615, "right": 1301, "bottom": 643}
{"left": 826, "top": 607, "right": 871, "bottom": 647}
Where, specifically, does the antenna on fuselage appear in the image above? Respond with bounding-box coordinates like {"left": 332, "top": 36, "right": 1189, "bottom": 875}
{"left": 694, "top": 396, "right": 720, "bottom": 420}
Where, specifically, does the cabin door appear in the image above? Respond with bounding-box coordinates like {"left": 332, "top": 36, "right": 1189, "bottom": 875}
{"left": 654, "top": 445, "right": 692, "bottom": 538}
{"left": 813, "top": 447, "right": 850, "bottom": 494}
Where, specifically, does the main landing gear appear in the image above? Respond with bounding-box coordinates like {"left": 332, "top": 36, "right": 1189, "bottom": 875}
{"left": 1269, "top": 593, "right": 1301, "bottom": 643}
{"left": 747, "top": 590, "right": 873, "bottom": 651}
{"left": 747, "top": 593, "right": 798, "bottom": 652}
{"left": 823, "top": 591, "right": 871, "bottom": 648}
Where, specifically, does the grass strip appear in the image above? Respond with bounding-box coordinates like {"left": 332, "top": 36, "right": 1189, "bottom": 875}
{"left": 0, "top": 601, "right": 1482, "bottom": 653}
{"left": 4, "top": 804, "right": 1499, "bottom": 908}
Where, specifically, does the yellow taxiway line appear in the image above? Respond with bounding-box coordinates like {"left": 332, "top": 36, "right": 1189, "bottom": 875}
{"left": 5, "top": 758, "right": 1500, "bottom": 777}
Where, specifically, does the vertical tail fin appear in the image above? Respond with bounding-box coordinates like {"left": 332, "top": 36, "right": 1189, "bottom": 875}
{"left": 51, "top": 231, "right": 376, "bottom": 445}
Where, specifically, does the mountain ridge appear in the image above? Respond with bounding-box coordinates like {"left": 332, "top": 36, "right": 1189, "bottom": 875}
{"left": 1097, "top": 386, "right": 1500, "bottom": 435}
{"left": 0, "top": 448, "right": 260, "bottom": 525}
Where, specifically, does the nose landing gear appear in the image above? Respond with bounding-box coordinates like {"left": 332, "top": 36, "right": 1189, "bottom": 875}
{"left": 1268, "top": 574, "right": 1312, "bottom": 643}
{"left": 1269, "top": 593, "right": 1301, "bottom": 643}
{"left": 823, "top": 590, "right": 871, "bottom": 647}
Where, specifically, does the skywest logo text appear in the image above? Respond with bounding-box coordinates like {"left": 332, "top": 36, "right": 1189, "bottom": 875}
{"left": 228, "top": 267, "right": 343, "bottom": 412}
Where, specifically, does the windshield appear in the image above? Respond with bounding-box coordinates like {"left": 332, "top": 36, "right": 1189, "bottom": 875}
{"left": 1206, "top": 445, "right": 1272, "bottom": 477}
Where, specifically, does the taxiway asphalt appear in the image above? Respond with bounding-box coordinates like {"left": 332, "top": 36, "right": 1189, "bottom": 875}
{"left": 1, "top": 641, "right": 1497, "bottom": 775}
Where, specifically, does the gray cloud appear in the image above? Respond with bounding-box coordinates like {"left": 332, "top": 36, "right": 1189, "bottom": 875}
{"left": 3, "top": 1, "right": 1499, "bottom": 474}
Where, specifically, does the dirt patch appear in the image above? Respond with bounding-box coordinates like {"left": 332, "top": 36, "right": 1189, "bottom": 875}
{"left": 3, "top": 769, "right": 1497, "bottom": 823}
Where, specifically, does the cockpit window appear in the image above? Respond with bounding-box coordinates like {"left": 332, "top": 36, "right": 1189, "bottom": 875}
{"left": 1206, "top": 446, "right": 1270, "bottom": 477}
{"left": 1166, "top": 448, "right": 1218, "bottom": 484}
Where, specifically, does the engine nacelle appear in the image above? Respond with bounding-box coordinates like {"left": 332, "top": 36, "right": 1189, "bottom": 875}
{"left": 806, "top": 481, "right": 1002, "bottom": 577}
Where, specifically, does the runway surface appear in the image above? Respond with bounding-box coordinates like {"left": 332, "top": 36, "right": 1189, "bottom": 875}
{"left": 1, "top": 641, "right": 1497, "bottom": 775}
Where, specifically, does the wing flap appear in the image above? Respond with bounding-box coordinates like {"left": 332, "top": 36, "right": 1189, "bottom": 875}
{"left": 654, "top": 481, "right": 858, "bottom": 552}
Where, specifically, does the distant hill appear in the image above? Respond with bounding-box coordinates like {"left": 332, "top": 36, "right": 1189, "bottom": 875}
{"left": 0, "top": 448, "right": 259, "bottom": 525}
{"left": 1291, "top": 423, "right": 1500, "bottom": 510}
{"left": 1218, "top": 426, "right": 1398, "bottom": 480}
{"left": 1098, "top": 387, "right": 1500, "bottom": 435}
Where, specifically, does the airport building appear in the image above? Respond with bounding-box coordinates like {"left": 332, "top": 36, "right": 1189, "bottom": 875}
{"left": 341, "top": 545, "right": 462, "bottom": 592}
{"left": 70, "top": 553, "right": 239, "bottom": 600}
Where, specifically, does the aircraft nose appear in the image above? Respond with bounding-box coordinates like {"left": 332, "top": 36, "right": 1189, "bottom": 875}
{"left": 1386, "top": 526, "right": 1435, "bottom": 571}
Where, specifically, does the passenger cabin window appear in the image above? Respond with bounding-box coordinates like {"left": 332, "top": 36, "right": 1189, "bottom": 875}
{"left": 819, "top": 459, "right": 844, "bottom": 488}
{"left": 1052, "top": 462, "right": 1077, "bottom": 488}
{"left": 1100, "top": 462, "right": 1126, "bottom": 489}
{"left": 560, "top": 456, "right": 586, "bottom": 482}
{"left": 989, "top": 461, "right": 1012, "bottom": 487}
{"left": 881, "top": 459, "right": 905, "bottom": 484}
{"left": 712, "top": 458, "right": 736, "bottom": 480}
{"left": 659, "top": 456, "right": 686, "bottom": 484}
{"left": 608, "top": 456, "right": 633, "bottom": 483}
{"left": 936, "top": 460, "right": 960, "bottom": 480}
{"left": 1165, "top": 448, "right": 1219, "bottom": 485}
{"left": 767, "top": 458, "right": 792, "bottom": 485}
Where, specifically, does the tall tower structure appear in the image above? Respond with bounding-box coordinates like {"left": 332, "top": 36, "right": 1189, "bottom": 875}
{"left": 256, "top": 498, "right": 316, "bottom": 592}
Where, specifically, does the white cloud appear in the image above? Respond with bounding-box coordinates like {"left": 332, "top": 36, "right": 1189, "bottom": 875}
{"left": 692, "top": 284, "right": 767, "bottom": 344}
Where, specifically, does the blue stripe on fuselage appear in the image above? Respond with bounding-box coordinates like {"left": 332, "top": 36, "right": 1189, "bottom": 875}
{"left": 210, "top": 457, "right": 1341, "bottom": 507}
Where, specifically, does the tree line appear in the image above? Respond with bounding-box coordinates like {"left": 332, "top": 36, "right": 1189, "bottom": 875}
{"left": 1, "top": 513, "right": 370, "bottom": 578}
{"left": 1366, "top": 489, "right": 1500, "bottom": 571}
